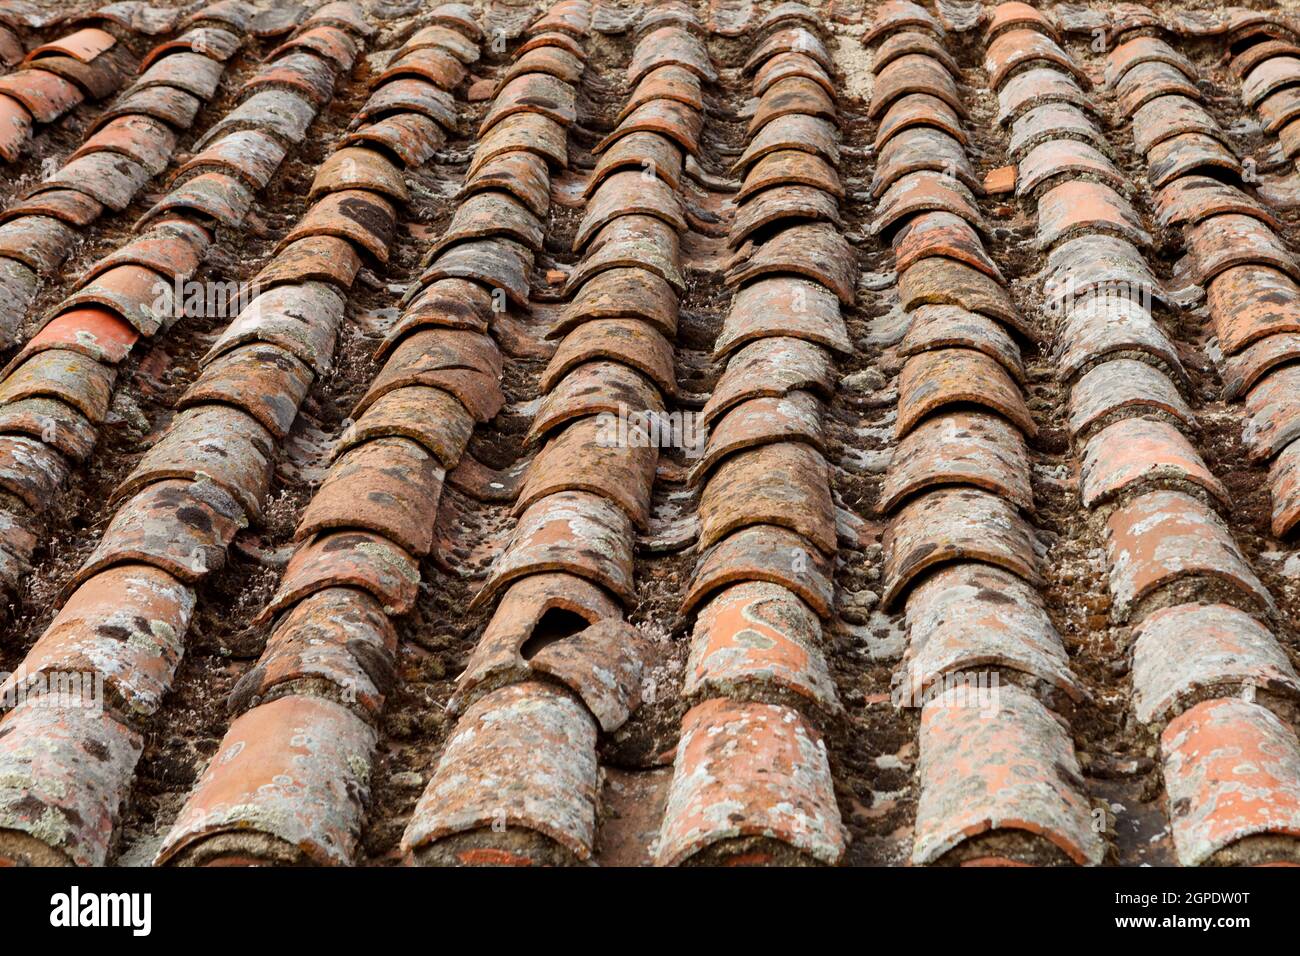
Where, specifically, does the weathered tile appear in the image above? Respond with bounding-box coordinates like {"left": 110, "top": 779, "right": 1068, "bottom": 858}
{"left": 461, "top": 154, "right": 548, "bottom": 226}
{"left": 875, "top": 92, "right": 966, "bottom": 150}
{"left": 685, "top": 523, "right": 835, "bottom": 619}
{"left": 241, "top": 50, "right": 337, "bottom": 106}
{"left": 298, "top": 437, "right": 444, "bottom": 555}
{"left": 0, "top": 215, "right": 75, "bottom": 273}
{"left": 1155, "top": 175, "right": 1279, "bottom": 231}
{"left": 893, "top": 210, "right": 1001, "bottom": 279}
{"left": 479, "top": 72, "right": 576, "bottom": 135}
{"left": 4, "top": 564, "right": 192, "bottom": 718}
{"left": 342, "top": 112, "right": 445, "bottom": 169}
{"left": 557, "top": 267, "right": 678, "bottom": 340}
{"left": 0, "top": 703, "right": 142, "bottom": 867}
{"left": 0, "top": 68, "right": 82, "bottom": 122}
{"left": 872, "top": 30, "right": 959, "bottom": 76}
{"left": 736, "top": 147, "right": 842, "bottom": 203}
{"left": 869, "top": 53, "right": 964, "bottom": 119}
{"left": 996, "top": 67, "right": 1088, "bottom": 125}
{"left": 204, "top": 281, "right": 344, "bottom": 375}
{"left": 865, "top": 1, "right": 945, "bottom": 43}
{"left": 262, "top": 529, "right": 421, "bottom": 620}
{"left": 1105, "top": 34, "right": 1195, "bottom": 88}
{"left": 1133, "top": 603, "right": 1299, "bottom": 724}
{"left": 403, "top": 682, "right": 599, "bottom": 865}
{"left": 882, "top": 487, "right": 1041, "bottom": 609}
{"left": 685, "top": 580, "right": 836, "bottom": 711}
{"left": 357, "top": 327, "right": 503, "bottom": 425}
{"left": 1007, "top": 102, "right": 1103, "bottom": 157}
{"left": 901, "top": 304, "right": 1024, "bottom": 382}
{"left": 531, "top": 360, "right": 663, "bottom": 440}
{"left": 898, "top": 256, "right": 1026, "bottom": 336}
{"left": 1037, "top": 180, "right": 1149, "bottom": 249}
{"left": 1116, "top": 60, "right": 1199, "bottom": 116}
{"left": 1162, "top": 698, "right": 1300, "bottom": 865}
{"left": 985, "top": 28, "right": 1088, "bottom": 89}
{"left": 230, "top": 587, "right": 395, "bottom": 719}
{"left": 129, "top": 50, "right": 225, "bottom": 100}
{"left": 71, "top": 478, "right": 245, "bottom": 590}
{"left": 700, "top": 336, "right": 834, "bottom": 426}
{"left": 897, "top": 348, "right": 1035, "bottom": 438}
{"left": 656, "top": 699, "right": 844, "bottom": 865}
{"left": 35, "top": 152, "right": 151, "bottom": 211}
{"left": 158, "top": 696, "right": 377, "bottom": 866}
{"left": 1055, "top": 296, "right": 1182, "bottom": 381}
{"left": 116, "top": 405, "right": 273, "bottom": 520}
{"left": 596, "top": 97, "right": 702, "bottom": 156}
{"left": 882, "top": 410, "right": 1033, "bottom": 513}
{"left": 179, "top": 129, "right": 287, "bottom": 191}
{"left": 0, "top": 348, "right": 116, "bottom": 422}
{"left": 1068, "top": 359, "right": 1193, "bottom": 437}
{"left": 1105, "top": 490, "right": 1273, "bottom": 621}
{"left": 726, "top": 222, "right": 855, "bottom": 303}
{"left": 1081, "top": 417, "right": 1226, "bottom": 508}
{"left": 872, "top": 170, "right": 982, "bottom": 236}
{"left": 913, "top": 684, "right": 1102, "bottom": 865}
{"left": 628, "top": 26, "right": 715, "bottom": 83}
{"left": 196, "top": 89, "right": 315, "bottom": 148}
{"left": 268, "top": 24, "right": 361, "bottom": 72}
{"left": 92, "top": 85, "right": 201, "bottom": 131}
{"left": 138, "top": 171, "right": 254, "bottom": 230}
{"left": 280, "top": 189, "right": 396, "bottom": 263}
{"left": 475, "top": 490, "right": 635, "bottom": 610}
{"left": 899, "top": 564, "right": 1081, "bottom": 705}
{"left": 0, "top": 433, "right": 68, "bottom": 510}
{"left": 1017, "top": 139, "right": 1126, "bottom": 197}
{"left": 1147, "top": 132, "right": 1241, "bottom": 188}
{"left": 180, "top": 343, "right": 312, "bottom": 439}
{"left": 698, "top": 441, "right": 834, "bottom": 554}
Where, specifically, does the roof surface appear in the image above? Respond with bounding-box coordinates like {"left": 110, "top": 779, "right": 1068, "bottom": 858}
{"left": 1, "top": 0, "right": 1300, "bottom": 867}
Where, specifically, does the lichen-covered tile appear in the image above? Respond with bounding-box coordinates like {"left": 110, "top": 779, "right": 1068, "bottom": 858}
{"left": 0, "top": 703, "right": 142, "bottom": 866}
{"left": 1133, "top": 603, "right": 1300, "bottom": 724}
{"left": 1161, "top": 698, "right": 1300, "bottom": 865}
{"left": 882, "top": 487, "right": 1042, "bottom": 609}
{"left": 1081, "top": 417, "right": 1227, "bottom": 508}
{"left": 655, "top": 698, "right": 845, "bottom": 865}
{"left": 913, "top": 684, "right": 1102, "bottom": 865}
{"left": 1104, "top": 490, "right": 1274, "bottom": 621}
{"left": 882, "top": 410, "right": 1033, "bottom": 512}
{"left": 403, "top": 681, "right": 599, "bottom": 865}
{"left": 157, "top": 695, "right": 377, "bottom": 866}
{"left": 685, "top": 580, "right": 837, "bottom": 711}
{"left": 899, "top": 563, "right": 1081, "bottom": 706}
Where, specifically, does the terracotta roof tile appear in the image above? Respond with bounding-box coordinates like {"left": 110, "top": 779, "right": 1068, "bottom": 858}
{"left": 158, "top": 695, "right": 377, "bottom": 866}
{"left": 0, "top": 703, "right": 142, "bottom": 866}
{"left": 913, "top": 685, "right": 1103, "bottom": 865}
{"left": 1133, "top": 603, "right": 1300, "bottom": 724}
{"left": 404, "top": 682, "right": 599, "bottom": 865}
{"left": 1105, "top": 490, "right": 1274, "bottom": 621}
{"left": 656, "top": 699, "right": 845, "bottom": 865}
{"left": 1161, "top": 698, "right": 1300, "bottom": 865}
{"left": 899, "top": 564, "right": 1082, "bottom": 705}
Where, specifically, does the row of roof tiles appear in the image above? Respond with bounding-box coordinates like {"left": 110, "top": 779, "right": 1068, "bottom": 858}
{"left": 867, "top": 3, "right": 1100, "bottom": 867}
